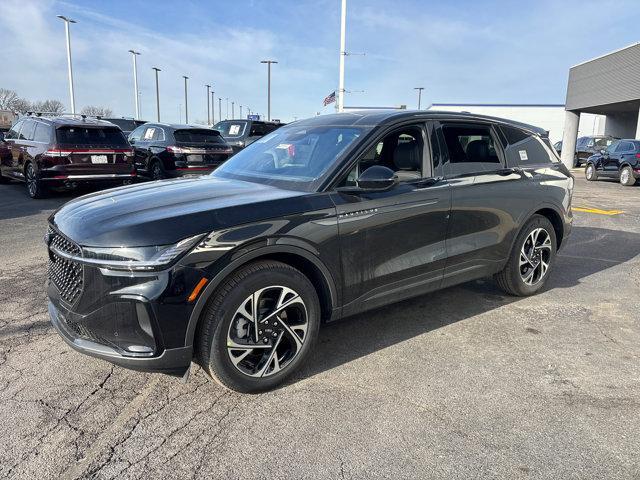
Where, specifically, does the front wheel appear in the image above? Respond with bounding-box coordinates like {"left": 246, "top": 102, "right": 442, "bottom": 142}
{"left": 620, "top": 166, "right": 636, "bottom": 186}
{"left": 585, "top": 163, "right": 598, "bottom": 181}
{"left": 196, "top": 260, "right": 320, "bottom": 393}
{"left": 495, "top": 215, "right": 557, "bottom": 296}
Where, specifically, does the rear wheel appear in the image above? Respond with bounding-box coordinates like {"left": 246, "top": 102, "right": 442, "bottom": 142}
{"left": 25, "top": 163, "right": 47, "bottom": 199}
{"left": 495, "top": 215, "right": 557, "bottom": 296}
{"left": 150, "top": 160, "right": 165, "bottom": 180}
{"left": 585, "top": 163, "right": 598, "bottom": 181}
{"left": 196, "top": 260, "right": 320, "bottom": 393}
{"left": 620, "top": 166, "right": 636, "bottom": 186}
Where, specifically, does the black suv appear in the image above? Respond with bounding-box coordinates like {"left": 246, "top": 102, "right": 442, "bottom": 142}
{"left": 128, "top": 123, "right": 233, "bottom": 179}
{"left": 574, "top": 135, "right": 618, "bottom": 167}
{"left": 47, "top": 110, "right": 573, "bottom": 392}
{"left": 213, "top": 119, "right": 284, "bottom": 153}
{"left": 584, "top": 139, "right": 640, "bottom": 186}
{"left": 0, "top": 115, "right": 135, "bottom": 198}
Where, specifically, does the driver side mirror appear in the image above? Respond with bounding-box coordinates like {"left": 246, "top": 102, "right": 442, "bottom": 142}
{"left": 337, "top": 165, "right": 398, "bottom": 193}
{"left": 128, "top": 137, "right": 136, "bottom": 145}
{"left": 600, "top": 149, "right": 607, "bottom": 156}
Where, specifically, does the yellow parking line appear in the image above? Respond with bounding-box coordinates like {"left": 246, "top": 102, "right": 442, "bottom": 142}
{"left": 572, "top": 206, "right": 623, "bottom": 215}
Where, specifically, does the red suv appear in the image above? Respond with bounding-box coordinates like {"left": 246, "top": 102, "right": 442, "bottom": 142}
{"left": 0, "top": 114, "right": 135, "bottom": 198}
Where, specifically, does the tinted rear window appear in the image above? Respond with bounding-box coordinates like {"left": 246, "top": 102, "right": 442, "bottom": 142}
{"left": 174, "top": 129, "right": 225, "bottom": 144}
{"left": 500, "top": 125, "right": 554, "bottom": 165}
{"left": 56, "top": 127, "right": 128, "bottom": 146}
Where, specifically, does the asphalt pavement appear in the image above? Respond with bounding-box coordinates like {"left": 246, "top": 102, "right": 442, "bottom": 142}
{"left": 0, "top": 172, "right": 639, "bottom": 479}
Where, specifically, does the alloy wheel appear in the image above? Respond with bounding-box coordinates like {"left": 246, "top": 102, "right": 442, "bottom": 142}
{"left": 586, "top": 165, "right": 594, "bottom": 180}
{"left": 26, "top": 165, "right": 37, "bottom": 197}
{"left": 519, "top": 227, "right": 552, "bottom": 286}
{"left": 620, "top": 167, "right": 630, "bottom": 185}
{"left": 226, "top": 286, "right": 308, "bottom": 378}
{"left": 152, "top": 163, "right": 163, "bottom": 180}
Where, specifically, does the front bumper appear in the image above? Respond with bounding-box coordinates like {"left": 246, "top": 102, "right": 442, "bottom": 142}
{"left": 49, "top": 300, "right": 192, "bottom": 375}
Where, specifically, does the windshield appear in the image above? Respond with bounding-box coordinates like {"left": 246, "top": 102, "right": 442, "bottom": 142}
{"left": 214, "top": 121, "right": 248, "bottom": 138}
{"left": 213, "top": 125, "right": 366, "bottom": 191}
{"left": 595, "top": 137, "right": 615, "bottom": 148}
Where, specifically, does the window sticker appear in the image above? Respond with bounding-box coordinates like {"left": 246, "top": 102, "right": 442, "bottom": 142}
{"left": 519, "top": 150, "right": 528, "bottom": 161}
{"left": 144, "top": 128, "right": 155, "bottom": 140}
{"left": 229, "top": 124, "right": 241, "bottom": 135}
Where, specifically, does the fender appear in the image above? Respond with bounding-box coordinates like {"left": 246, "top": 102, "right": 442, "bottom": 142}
{"left": 183, "top": 243, "right": 339, "bottom": 349}
{"left": 508, "top": 200, "right": 568, "bottom": 257}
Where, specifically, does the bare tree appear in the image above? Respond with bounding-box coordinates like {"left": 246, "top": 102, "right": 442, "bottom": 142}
{"left": 80, "top": 105, "right": 113, "bottom": 117}
{"left": 32, "top": 99, "right": 65, "bottom": 115}
{"left": 0, "top": 88, "right": 26, "bottom": 111}
{"left": 12, "top": 98, "right": 32, "bottom": 114}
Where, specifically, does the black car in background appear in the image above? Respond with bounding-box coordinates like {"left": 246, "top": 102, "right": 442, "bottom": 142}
{"left": 585, "top": 139, "right": 640, "bottom": 186}
{"left": 213, "top": 119, "right": 284, "bottom": 153}
{"left": 128, "top": 123, "right": 233, "bottom": 179}
{"left": 0, "top": 114, "right": 135, "bottom": 198}
{"left": 47, "top": 110, "right": 573, "bottom": 392}
{"left": 574, "top": 135, "right": 618, "bottom": 166}
{"left": 103, "top": 117, "right": 147, "bottom": 136}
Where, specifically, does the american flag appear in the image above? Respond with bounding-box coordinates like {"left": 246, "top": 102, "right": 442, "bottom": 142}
{"left": 323, "top": 91, "right": 336, "bottom": 106}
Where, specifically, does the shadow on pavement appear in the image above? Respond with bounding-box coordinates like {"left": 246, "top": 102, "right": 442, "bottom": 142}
{"left": 0, "top": 181, "right": 88, "bottom": 221}
{"left": 294, "top": 226, "right": 640, "bottom": 384}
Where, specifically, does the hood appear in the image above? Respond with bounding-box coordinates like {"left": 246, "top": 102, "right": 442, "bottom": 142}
{"left": 51, "top": 176, "right": 305, "bottom": 247}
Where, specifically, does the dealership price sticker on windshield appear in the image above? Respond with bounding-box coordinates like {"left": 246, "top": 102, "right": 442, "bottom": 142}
{"left": 519, "top": 150, "right": 528, "bottom": 161}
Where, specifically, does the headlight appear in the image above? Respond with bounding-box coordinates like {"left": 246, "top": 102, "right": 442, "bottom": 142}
{"left": 81, "top": 234, "right": 204, "bottom": 271}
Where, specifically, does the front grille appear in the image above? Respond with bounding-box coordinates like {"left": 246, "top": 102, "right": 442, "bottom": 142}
{"left": 48, "top": 227, "right": 84, "bottom": 305}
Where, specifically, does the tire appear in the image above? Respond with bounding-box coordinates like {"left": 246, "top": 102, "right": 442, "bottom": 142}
{"left": 150, "top": 159, "right": 165, "bottom": 180}
{"left": 585, "top": 163, "right": 598, "bottom": 181}
{"left": 495, "top": 215, "right": 557, "bottom": 297}
{"left": 24, "top": 162, "right": 47, "bottom": 199}
{"left": 196, "top": 260, "right": 321, "bottom": 393}
{"left": 620, "top": 165, "right": 636, "bottom": 186}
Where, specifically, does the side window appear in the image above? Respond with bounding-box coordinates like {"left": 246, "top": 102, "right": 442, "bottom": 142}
{"left": 5, "top": 120, "right": 23, "bottom": 140}
{"left": 250, "top": 123, "right": 267, "bottom": 136}
{"left": 615, "top": 141, "right": 633, "bottom": 153}
{"left": 20, "top": 120, "right": 36, "bottom": 141}
{"left": 440, "top": 123, "right": 502, "bottom": 176}
{"left": 33, "top": 123, "right": 51, "bottom": 143}
{"left": 576, "top": 137, "right": 587, "bottom": 147}
{"left": 129, "top": 125, "right": 145, "bottom": 142}
{"left": 500, "top": 125, "right": 553, "bottom": 166}
{"left": 152, "top": 127, "right": 165, "bottom": 141}
{"left": 339, "top": 125, "right": 425, "bottom": 187}
{"left": 606, "top": 141, "right": 619, "bottom": 153}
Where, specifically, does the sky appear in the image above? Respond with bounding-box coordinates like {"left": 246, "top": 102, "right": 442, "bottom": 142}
{"left": 1, "top": 0, "right": 639, "bottom": 124}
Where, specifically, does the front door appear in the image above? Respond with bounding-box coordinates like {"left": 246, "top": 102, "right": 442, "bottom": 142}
{"left": 332, "top": 121, "right": 451, "bottom": 316}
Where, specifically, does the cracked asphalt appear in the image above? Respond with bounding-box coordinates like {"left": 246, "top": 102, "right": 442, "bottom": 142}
{"left": 1, "top": 173, "right": 639, "bottom": 479}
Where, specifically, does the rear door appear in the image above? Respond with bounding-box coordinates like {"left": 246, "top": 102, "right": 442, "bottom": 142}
{"left": 332, "top": 121, "right": 451, "bottom": 315}
{"left": 438, "top": 120, "right": 528, "bottom": 287}
{"left": 609, "top": 141, "right": 634, "bottom": 174}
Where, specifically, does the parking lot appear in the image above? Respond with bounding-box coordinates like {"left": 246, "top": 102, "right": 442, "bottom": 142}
{"left": 0, "top": 173, "right": 639, "bottom": 479}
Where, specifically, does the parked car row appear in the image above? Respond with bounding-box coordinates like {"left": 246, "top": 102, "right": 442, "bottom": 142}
{"left": 553, "top": 135, "right": 618, "bottom": 167}
{"left": 0, "top": 114, "right": 285, "bottom": 198}
{"left": 584, "top": 139, "right": 640, "bottom": 186}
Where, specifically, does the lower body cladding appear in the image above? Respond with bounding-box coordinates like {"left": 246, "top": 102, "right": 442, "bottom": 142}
{"left": 47, "top": 259, "right": 207, "bottom": 376}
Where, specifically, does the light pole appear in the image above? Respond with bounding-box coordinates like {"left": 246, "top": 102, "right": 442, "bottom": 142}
{"left": 337, "top": 0, "right": 347, "bottom": 113}
{"left": 211, "top": 90, "right": 215, "bottom": 125}
{"left": 414, "top": 87, "right": 425, "bottom": 110}
{"left": 239, "top": 105, "right": 243, "bottom": 118}
{"left": 218, "top": 97, "right": 222, "bottom": 123}
{"left": 182, "top": 76, "right": 189, "bottom": 123}
{"left": 57, "top": 15, "right": 77, "bottom": 114}
{"left": 152, "top": 67, "right": 161, "bottom": 121}
{"left": 128, "top": 50, "right": 141, "bottom": 119}
{"left": 205, "top": 84, "right": 211, "bottom": 125}
{"left": 231, "top": 101, "right": 235, "bottom": 119}
{"left": 260, "top": 60, "right": 278, "bottom": 121}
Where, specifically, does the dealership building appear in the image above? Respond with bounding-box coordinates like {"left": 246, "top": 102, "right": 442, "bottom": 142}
{"left": 561, "top": 42, "right": 640, "bottom": 167}
{"left": 427, "top": 104, "right": 604, "bottom": 144}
